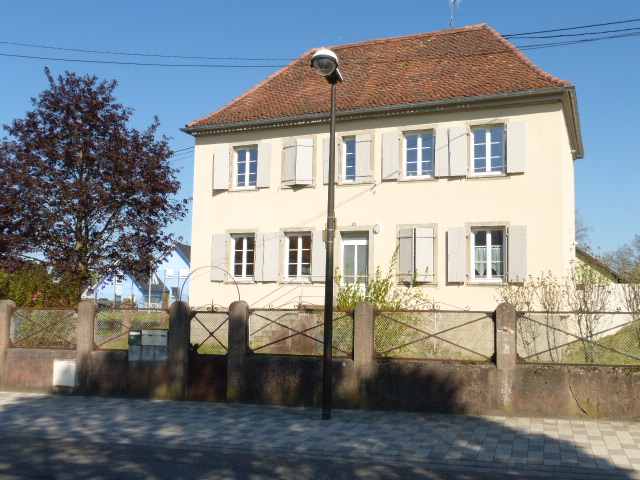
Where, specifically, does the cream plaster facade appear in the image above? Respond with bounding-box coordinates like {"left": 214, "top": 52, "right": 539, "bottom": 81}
{"left": 187, "top": 90, "right": 581, "bottom": 311}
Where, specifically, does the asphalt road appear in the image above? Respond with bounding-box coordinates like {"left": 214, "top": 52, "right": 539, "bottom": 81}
{"left": 0, "top": 432, "right": 611, "bottom": 480}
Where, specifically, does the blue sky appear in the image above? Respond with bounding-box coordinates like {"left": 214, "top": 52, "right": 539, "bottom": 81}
{"left": 1, "top": 0, "right": 638, "bottom": 254}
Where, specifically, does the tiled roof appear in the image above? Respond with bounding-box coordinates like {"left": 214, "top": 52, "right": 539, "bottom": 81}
{"left": 187, "top": 24, "right": 571, "bottom": 129}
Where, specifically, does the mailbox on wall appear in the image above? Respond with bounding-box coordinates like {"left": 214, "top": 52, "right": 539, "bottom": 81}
{"left": 128, "top": 329, "right": 168, "bottom": 361}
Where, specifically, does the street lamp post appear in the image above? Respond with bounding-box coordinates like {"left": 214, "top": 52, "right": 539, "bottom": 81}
{"left": 311, "top": 49, "right": 343, "bottom": 421}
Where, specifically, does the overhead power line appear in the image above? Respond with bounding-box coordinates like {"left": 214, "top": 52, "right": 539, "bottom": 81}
{"left": 503, "top": 18, "right": 640, "bottom": 37}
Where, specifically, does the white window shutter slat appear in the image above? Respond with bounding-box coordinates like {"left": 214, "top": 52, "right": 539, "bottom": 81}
{"left": 398, "top": 228, "right": 414, "bottom": 282}
{"left": 355, "top": 134, "right": 373, "bottom": 183}
{"left": 311, "top": 230, "right": 326, "bottom": 282}
{"left": 323, "top": 137, "right": 330, "bottom": 185}
{"left": 382, "top": 131, "right": 401, "bottom": 180}
{"left": 210, "top": 234, "right": 227, "bottom": 281}
{"left": 296, "top": 138, "right": 314, "bottom": 185}
{"left": 257, "top": 143, "right": 271, "bottom": 188}
{"left": 213, "top": 144, "right": 230, "bottom": 190}
{"left": 434, "top": 127, "right": 449, "bottom": 177}
{"left": 282, "top": 139, "right": 296, "bottom": 186}
{"left": 448, "top": 126, "right": 469, "bottom": 177}
{"left": 447, "top": 227, "right": 467, "bottom": 283}
{"left": 415, "top": 227, "right": 435, "bottom": 282}
{"left": 506, "top": 122, "right": 526, "bottom": 174}
{"left": 508, "top": 225, "right": 527, "bottom": 282}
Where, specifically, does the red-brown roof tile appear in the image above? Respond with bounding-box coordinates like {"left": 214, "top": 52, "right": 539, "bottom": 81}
{"left": 187, "top": 24, "right": 571, "bottom": 129}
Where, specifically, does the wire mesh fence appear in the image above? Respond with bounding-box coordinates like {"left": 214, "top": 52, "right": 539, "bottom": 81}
{"left": 94, "top": 308, "right": 169, "bottom": 350}
{"left": 374, "top": 310, "right": 495, "bottom": 362}
{"left": 248, "top": 309, "right": 353, "bottom": 357}
{"left": 190, "top": 311, "right": 229, "bottom": 354}
{"left": 517, "top": 312, "right": 640, "bottom": 365}
{"left": 10, "top": 308, "right": 78, "bottom": 349}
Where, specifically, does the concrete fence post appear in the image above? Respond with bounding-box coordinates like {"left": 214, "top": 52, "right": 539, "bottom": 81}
{"left": 76, "top": 300, "right": 98, "bottom": 394}
{"left": 168, "top": 301, "right": 190, "bottom": 400}
{"left": 227, "top": 300, "right": 249, "bottom": 403}
{"left": 0, "top": 300, "right": 16, "bottom": 389}
{"left": 495, "top": 302, "right": 517, "bottom": 412}
{"left": 353, "top": 301, "right": 375, "bottom": 408}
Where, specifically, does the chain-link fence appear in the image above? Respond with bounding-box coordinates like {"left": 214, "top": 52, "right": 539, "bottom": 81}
{"left": 248, "top": 309, "right": 353, "bottom": 357}
{"left": 190, "top": 311, "right": 229, "bottom": 354}
{"left": 374, "top": 310, "right": 494, "bottom": 361}
{"left": 94, "top": 308, "right": 169, "bottom": 350}
{"left": 517, "top": 312, "right": 640, "bottom": 365}
{"left": 10, "top": 308, "right": 78, "bottom": 349}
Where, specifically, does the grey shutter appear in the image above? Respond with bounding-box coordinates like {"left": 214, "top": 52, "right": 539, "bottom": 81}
{"left": 506, "top": 121, "right": 526, "bottom": 174}
{"left": 434, "top": 127, "right": 449, "bottom": 177}
{"left": 311, "top": 230, "right": 326, "bottom": 282}
{"left": 355, "top": 134, "right": 373, "bottom": 183}
{"left": 447, "top": 227, "right": 467, "bottom": 283}
{"left": 213, "top": 144, "right": 230, "bottom": 190}
{"left": 507, "top": 225, "right": 527, "bottom": 282}
{"left": 448, "top": 126, "right": 469, "bottom": 177}
{"left": 257, "top": 143, "right": 271, "bottom": 188}
{"left": 398, "top": 228, "right": 414, "bottom": 282}
{"left": 256, "top": 232, "right": 279, "bottom": 282}
{"left": 381, "top": 131, "right": 401, "bottom": 180}
{"left": 282, "top": 139, "right": 296, "bottom": 186}
{"left": 415, "top": 227, "right": 435, "bottom": 282}
{"left": 210, "top": 234, "right": 227, "bottom": 281}
{"left": 295, "top": 138, "right": 314, "bottom": 185}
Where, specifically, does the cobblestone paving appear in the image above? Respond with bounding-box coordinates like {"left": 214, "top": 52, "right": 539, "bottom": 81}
{"left": 0, "top": 392, "right": 638, "bottom": 479}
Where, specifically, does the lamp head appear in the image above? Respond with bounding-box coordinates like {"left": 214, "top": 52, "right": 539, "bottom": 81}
{"left": 311, "top": 49, "right": 343, "bottom": 84}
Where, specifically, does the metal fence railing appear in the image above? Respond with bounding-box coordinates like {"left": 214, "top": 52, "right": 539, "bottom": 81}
{"left": 516, "top": 312, "right": 640, "bottom": 365}
{"left": 374, "top": 310, "right": 495, "bottom": 362}
{"left": 190, "top": 311, "right": 229, "bottom": 354}
{"left": 94, "top": 308, "right": 169, "bottom": 350}
{"left": 248, "top": 309, "right": 353, "bottom": 357}
{"left": 10, "top": 308, "right": 78, "bottom": 350}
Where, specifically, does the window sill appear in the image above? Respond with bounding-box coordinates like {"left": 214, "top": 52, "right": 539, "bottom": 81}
{"left": 399, "top": 175, "right": 436, "bottom": 182}
{"left": 468, "top": 173, "right": 507, "bottom": 180}
{"left": 468, "top": 279, "right": 506, "bottom": 286}
{"left": 230, "top": 186, "right": 259, "bottom": 192}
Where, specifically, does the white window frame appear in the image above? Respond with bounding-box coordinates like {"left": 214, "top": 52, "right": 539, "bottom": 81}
{"left": 471, "top": 126, "right": 505, "bottom": 176}
{"left": 341, "top": 233, "right": 369, "bottom": 285}
{"left": 234, "top": 146, "right": 258, "bottom": 189}
{"left": 471, "top": 228, "right": 505, "bottom": 282}
{"left": 115, "top": 274, "right": 124, "bottom": 285}
{"left": 285, "top": 233, "right": 312, "bottom": 281}
{"left": 403, "top": 132, "right": 435, "bottom": 178}
{"left": 342, "top": 137, "right": 356, "bottom": 183}
{"left": 231, "top": 234, "right": 255, "bottom": 280}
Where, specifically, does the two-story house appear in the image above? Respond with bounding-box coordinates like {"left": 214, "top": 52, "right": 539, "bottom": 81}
{"left": 92, "top": 243, "right": 191, "bottom": 307}
{"left": 182, "top": 24, "right": 583, "bottom": 310}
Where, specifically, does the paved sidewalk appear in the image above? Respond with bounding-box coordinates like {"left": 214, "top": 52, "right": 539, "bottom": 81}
{"left": 0, "top": 392, "right": 639, "bottom": 479}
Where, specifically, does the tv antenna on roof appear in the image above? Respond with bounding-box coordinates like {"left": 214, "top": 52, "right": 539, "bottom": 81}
{"left": 450, "top": 0, "right": 462, "bottom": 28}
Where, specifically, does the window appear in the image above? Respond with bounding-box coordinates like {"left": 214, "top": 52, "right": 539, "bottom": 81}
{"left": 472, "top": 127, "right": 505, "bottom": 175}
{"left": 472, "top": 229, "right": 505, "bottom": 281}
{"left": 165, "top": 268, "right": 174, "bottom": 279}
{"left": 342, "top": 233, "right": 369, "bottom": 285}
{"left": 232, "top": 235, "right": 255, "bottom": 279}
{"left": 286, "top": 234, "right": 312, "bottom": 279}
{"left": 404, "top": 133, "right": 434, "bottom": 178}
{"left": 343, "top": 138, "right": 356, "bottom": 182}
{"left": 115, "top": 273, "right": 124, "bottom": 284}
{"left": 235, "top": 146, "right": 258, "bottom": 188}
{"left": 179, "top": 268, "right": 189, "bottom": 279}
{"left": 398, "top": 227, "right": 435, "bottom": 282}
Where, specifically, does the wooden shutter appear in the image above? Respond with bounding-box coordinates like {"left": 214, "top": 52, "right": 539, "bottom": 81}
{"left": 210, "top": 234, "right": 227, "bottom": 281}
{"left": 355, "top": 134, "right": 373, "bottom": 183}
{"left": 415, "top": 227, "right": 435, "bottom": 282}
{"left": 398, "top": 228, "right": 414, "bottom": 282}
{"left": 506, "top": 121, "right": 526, "bottom": 174}
{"left": 282, "top": 139, "right": 297, "bottom": 186}
{"left": 255, "top": 232, "right": 280, "bottom": 282}
{"left": 213, "top": 144, "right": 230, "bottom": 190}
{"left": 447, "top": 227, "right": 467, "bottom": 283}
{"left": 311, "top": 230, "right": 326, "bottom": 282}
{"left": 434, "top": 127, "right": 449, "bottom": 177}
{"left": 382, "top": 131, "right": 401, "bottom": 180}
{"left": 257, "top": 143, "right": 271, "bottom": 188}
{"left": 295, "top": 138, "right": 314, "bottom": 185}
{"left": 507, "top": 225, "right": 527, "bottom": 282}
{"left": 448, "top": 126, "right": 469, "bottom": 177}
